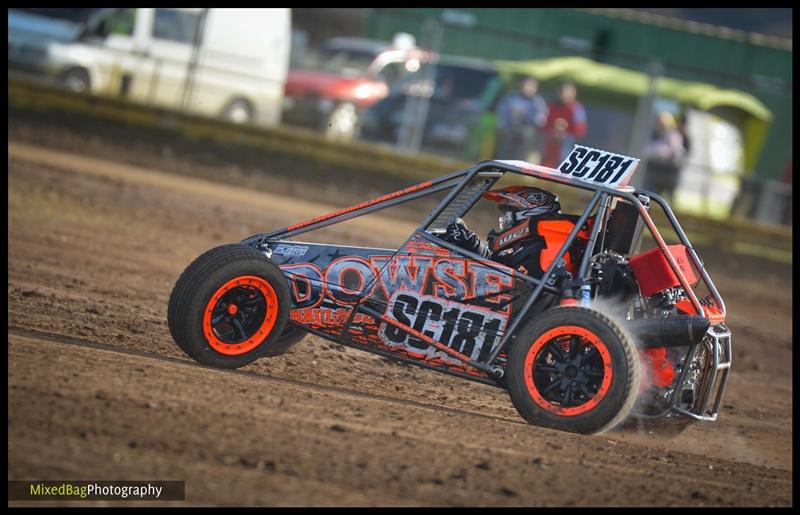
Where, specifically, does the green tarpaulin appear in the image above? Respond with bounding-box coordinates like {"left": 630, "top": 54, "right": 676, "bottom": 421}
{"left": 494, "top": 56, "right": 772, "bottom": 122}
{"left": 493, "top": 56, "right": 773, "bottom": 172}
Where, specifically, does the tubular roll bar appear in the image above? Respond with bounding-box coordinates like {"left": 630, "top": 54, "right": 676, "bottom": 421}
{"left": 257, "top": 166, "right": 474, "bottom": 243}
{"left": 644, "top": 192, "right": 727, "bottom": 320}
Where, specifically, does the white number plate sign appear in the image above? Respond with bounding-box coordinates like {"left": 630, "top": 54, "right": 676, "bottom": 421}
{"left": 556, "top": 145, "right": 640, "bottom": 187}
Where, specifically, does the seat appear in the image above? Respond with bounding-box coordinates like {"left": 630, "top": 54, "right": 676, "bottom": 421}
{"left": 534, "top": 215, "right": 593, "bottom": 275}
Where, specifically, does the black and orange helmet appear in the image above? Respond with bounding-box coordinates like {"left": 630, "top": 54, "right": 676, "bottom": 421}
{"left": 483, "top": 186, "right": 561, "bottom": 230}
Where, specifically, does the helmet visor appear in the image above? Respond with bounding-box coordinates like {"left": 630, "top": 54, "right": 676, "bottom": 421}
{"left": 498, "top": 209, "right": 516, "bottom": 231}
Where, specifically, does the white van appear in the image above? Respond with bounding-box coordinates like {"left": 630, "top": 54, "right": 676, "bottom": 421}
{"left": 8, "top": 8, "right": 290, "bottom": 127}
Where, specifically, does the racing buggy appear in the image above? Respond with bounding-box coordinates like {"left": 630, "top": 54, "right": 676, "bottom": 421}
{"left": 167, "top": 145, "right": 731, "bottom": 434}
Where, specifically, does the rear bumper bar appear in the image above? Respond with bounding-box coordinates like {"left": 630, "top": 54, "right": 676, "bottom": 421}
{"left": 634, "top": 323, "right": 732, "bottom": 422}
{"left": 672, "top": 324, "right": 732, "bottom": 421}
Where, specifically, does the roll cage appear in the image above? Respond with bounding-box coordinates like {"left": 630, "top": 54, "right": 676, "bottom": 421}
{"left": 241, "top": 159, "right": 728, "bottom": 408}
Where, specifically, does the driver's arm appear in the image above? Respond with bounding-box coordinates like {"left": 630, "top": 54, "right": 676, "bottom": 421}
{"left": 441, "top": 218, "right": 491, "bottom": 259}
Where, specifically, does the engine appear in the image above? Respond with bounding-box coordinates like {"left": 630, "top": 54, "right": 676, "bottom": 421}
{"left": 589, "top": 249, "right": 712, "bottom": 418}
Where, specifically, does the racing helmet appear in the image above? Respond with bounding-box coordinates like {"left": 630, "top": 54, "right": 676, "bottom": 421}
{"left": 483, "top": 186, "right": 561, "bottom": 231}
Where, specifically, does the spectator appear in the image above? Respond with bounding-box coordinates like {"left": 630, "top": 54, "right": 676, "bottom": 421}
{"left": 540, "top": 82, "right": 588, "bottom": 167}
{"left": 642, "top": 111, "right": 687, "bottom": 203}
{"left": 494, "top": 77, "right": 548, "bottom": 161}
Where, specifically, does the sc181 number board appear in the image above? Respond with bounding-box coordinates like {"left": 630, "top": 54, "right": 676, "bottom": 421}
{"left": 557, "top": 145, "right": 639, "bottom": 187}
{"left": 379, "top": 291, "right": 507, "bottom": 364}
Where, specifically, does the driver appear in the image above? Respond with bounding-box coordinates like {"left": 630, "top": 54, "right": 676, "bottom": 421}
{"left": 440, "top": 186, "right": 562, "bottom": 276}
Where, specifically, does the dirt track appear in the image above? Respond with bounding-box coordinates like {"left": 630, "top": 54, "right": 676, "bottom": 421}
{"left": 7, "top": 141, "right": 793, "bottom": 506}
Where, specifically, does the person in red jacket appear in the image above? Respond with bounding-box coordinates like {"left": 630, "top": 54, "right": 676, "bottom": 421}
{"left": 539, "top": 82, "right": 588, "bottom": 168}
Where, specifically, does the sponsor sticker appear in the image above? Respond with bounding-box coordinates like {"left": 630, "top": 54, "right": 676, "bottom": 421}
{"left": 273, "top": 244, "right": 309, "bottom": 257}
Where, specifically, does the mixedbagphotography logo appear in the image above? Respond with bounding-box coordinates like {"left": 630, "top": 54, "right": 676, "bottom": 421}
{"left": 8, "top": 481, "right": 185, "bottom": 501}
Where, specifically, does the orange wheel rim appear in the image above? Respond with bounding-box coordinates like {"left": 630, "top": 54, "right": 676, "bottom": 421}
{"left": 523, "top": 325, "right": 613, "bottom": 416}
{"left": 202, "top": 275, "right": 278, "bottom": 356}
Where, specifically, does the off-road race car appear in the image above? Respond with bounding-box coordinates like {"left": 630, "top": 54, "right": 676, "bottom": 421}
{"left": 167, "top": 145, "right": 731, "bottom": 434}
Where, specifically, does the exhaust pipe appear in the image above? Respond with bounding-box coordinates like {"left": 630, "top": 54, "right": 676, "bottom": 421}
{"left": 622, "top": 315, "right": 710, "bottom": 349}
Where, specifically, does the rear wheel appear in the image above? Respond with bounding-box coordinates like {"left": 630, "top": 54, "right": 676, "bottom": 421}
{"left": 168, "top": 244, "right": 291, "bottom": 368}
{"left": 506, "top": 306, "right": 641, "bottom": 434}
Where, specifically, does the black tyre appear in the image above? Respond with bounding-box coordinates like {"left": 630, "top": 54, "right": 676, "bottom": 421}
{"left": 506, "top": 306, "right": 641, "bottom": 434}
{"left": 222, "top": 98, "right": 255, "bottom": 124}
{"left": 167, "top": 244, "right": 291, "bottom": 369}
{"left": 61, "top": 68, "right": 90, "bottom": 93}
{"left": 262, "top": 323, "right": 308, "bottom": 357}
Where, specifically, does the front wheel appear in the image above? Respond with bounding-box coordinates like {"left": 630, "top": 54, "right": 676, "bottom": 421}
{"left": 506, "top": 306, "right": 641, "bottom": 434}
{"left": 167, "top": 244, "right": 291, "bottom": 368}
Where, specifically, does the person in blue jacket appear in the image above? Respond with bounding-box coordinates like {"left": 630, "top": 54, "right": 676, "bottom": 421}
{"left": 495, "top": 76, "right": 548, "bottom": 161}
